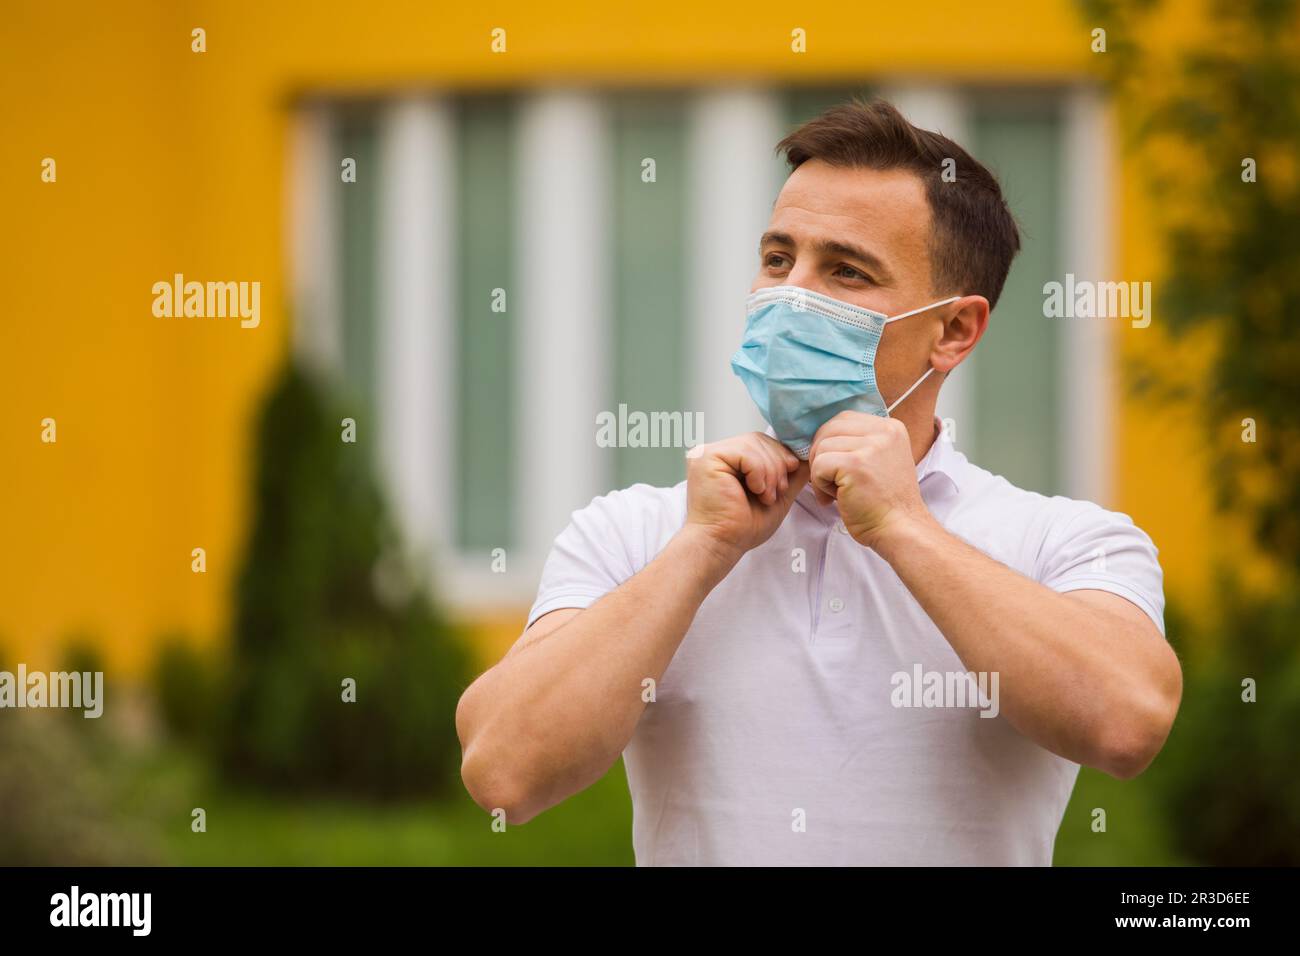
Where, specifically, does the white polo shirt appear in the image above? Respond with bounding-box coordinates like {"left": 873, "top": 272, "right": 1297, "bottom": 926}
{"left": 526, "top": 423, "right": 1166, "bottom": 866}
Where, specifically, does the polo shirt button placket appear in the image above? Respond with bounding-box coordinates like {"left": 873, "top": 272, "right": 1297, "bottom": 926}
{"left": 816, "top": 516, "right": 853, "bottom": 643}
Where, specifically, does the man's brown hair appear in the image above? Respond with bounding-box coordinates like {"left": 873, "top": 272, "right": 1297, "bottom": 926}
{"left": 776, "top": 96, "right": 1022, "bottom": 310}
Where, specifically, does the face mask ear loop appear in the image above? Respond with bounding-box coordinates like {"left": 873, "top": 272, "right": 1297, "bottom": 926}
{"left": 886, "top": 366, "right": 937, "bottom": 415}
{"left": 881, "top": 295, "right": 959, "bottom": 413}
{"left": 883, "top": 295, "right": 961, "bottom": 324}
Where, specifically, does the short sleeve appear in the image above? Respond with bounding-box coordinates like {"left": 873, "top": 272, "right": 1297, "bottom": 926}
{"left": 1036, "top": 502, "right": 1167, "bottom": 637}
{"left": 524, "top": 488, "right": 644, "bottom": 630}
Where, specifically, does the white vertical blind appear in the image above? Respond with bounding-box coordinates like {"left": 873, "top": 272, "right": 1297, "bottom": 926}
{"left": 515, "top": 90, "right": 612, "bottom": 568}
{"left": 685, "top": 88, "right": 782, "bottom": 444}
{"left": 376, "top": 97, "right": 456, "bottom": 568}
{"left": 287, "top": 103, "right": 342, "bottom": 377}
{"left": 1062, "top": 85, "right": 1114, "bottom": 507}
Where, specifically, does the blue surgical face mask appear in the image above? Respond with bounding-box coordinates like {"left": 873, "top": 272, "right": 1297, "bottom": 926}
{"left": 730, "top": 285, "right": 960, "bottom": 459}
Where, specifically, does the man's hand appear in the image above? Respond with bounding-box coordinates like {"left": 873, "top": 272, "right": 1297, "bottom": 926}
{"left": 685, "top": 432, "right": 809, "bottom": 564}
{"left": 808, "top": 412, "right": 931, "bottom": 550}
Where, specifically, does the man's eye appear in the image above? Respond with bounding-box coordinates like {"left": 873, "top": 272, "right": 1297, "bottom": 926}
{"left": 835, "top": 264, "right": 868, "bottom": 281}
{"left": 764, "top": 253, "right": 789, "bottom": 269}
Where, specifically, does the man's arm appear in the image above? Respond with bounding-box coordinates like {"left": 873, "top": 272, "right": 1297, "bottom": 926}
{"left": 874, "top": 521, "right": 1181, "bottom": 778}
{"left": 809, "top": 412, "right": 1182, "bottom": 779}
{"left": 456, "top": 525, "right": 737, "bottom": 825}
{"left": 456, "top": 433, "right": 809, "bottom": 824}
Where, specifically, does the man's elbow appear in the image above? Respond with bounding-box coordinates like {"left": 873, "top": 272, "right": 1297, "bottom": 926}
{"left": 1098, "top": 731, "right": 1161, "bottom": 780}
{"left": 460, "top": 743, "right": 545, "bottom": 825}
{"left": 456, "top": 678, "right": 549, "bottom": 824}
{"left": 1098, "top": 672, "right": 1182, "bottom": 780}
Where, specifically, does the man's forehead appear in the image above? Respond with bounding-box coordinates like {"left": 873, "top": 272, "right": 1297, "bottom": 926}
{"left": 769, "top": 161, "right": 932, "bottom": 265}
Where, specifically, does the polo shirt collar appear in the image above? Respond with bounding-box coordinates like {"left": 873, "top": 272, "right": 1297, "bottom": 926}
{"left": 774, "top": 417, "right": 962, "bottom": 520}
{"left": 916, "top": 417, "right": 963, "bottom": 495}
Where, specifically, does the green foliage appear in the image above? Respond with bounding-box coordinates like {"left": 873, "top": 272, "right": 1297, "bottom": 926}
{"left": 59, "top": 636, "right": 105, "bottom": 677}
{"left": 154, "top": 634, "right": 222, "bottom": 746}
{"left": 219, "top": 360, "right": 474, "bottom": 800}
{"left": 1157, "top": 580, "right": 1300, "bottom": 864}
{"left": 57, "top": 634, "right": 110, "bottom": 731}
{"left": 1078, "top": 0, "right": 1300, "bottom": 865}
{"left": 0, "top": 711, "right": 160, "bottom": 865}
{"left": 1082, "top": 0, "right": 1300, "bottom": 567}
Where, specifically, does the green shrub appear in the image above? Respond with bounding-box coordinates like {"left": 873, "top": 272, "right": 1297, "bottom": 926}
{"left": 154, "top": 634, "right": 222, "bottom": 746}
{"left": 1078, "top": 0, "right": 1300, "bottom": 867}
{"left": 219, "top": 360, "right": 474, "bottom": 800}
{"left": 0, "top": 710, "right": 160, "bottom": 864}
{"left": 1157, "top": 580, "right": 1300, "bottom": 865}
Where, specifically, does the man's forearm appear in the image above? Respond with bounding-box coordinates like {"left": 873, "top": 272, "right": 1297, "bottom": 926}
{"left": 458, "top": 525, "right": 737, "bottom": 823}
{"left": 873, "top": 514, "right": 1178, "bottom": 776}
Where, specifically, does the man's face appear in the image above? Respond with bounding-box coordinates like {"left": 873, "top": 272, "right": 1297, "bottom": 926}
{"left": 752, "top": 159, "right": 943, "bottom": 405}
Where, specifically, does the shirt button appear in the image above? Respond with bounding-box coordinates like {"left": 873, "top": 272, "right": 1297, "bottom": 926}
{"left": 829, "top": 597, "right": 844, "bottom": 613}
{"left": 836, "top": 521, "right": 850, "bottom": 535}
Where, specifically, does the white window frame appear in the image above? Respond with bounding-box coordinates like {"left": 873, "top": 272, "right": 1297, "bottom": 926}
{"left": 287, "top": 81, "right": 1116, "bottom": 617}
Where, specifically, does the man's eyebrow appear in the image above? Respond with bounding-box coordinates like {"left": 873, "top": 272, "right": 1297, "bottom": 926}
{"left": 758, "top": 230, "right": 893, "bottom": 281}
{"left": 758, "top": 230, "right": 796, "bottom": 253}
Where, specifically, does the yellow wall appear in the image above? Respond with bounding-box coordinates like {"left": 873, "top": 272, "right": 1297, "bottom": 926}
{"left": 0, "top": 0, "right": 1241, "bottom": 675}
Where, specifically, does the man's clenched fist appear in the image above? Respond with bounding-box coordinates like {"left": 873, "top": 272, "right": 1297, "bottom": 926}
{"left": 685, "top": 432, "right": 809, "bottom": 564}
{"left": 808, "top": 412, "right": 933, "bottom": 550}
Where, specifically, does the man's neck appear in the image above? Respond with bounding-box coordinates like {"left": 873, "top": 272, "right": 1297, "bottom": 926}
{"left": 897, "top": 405, "right": 942, "bottom": 465}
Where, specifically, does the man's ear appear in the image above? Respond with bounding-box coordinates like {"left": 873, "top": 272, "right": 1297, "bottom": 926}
{"left": 933, "top": 295, "right": 989, "bottom": 374}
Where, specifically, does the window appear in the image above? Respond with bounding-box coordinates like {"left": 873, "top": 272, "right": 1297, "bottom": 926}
{"left": 288, "top": 83, "right": 1110, "bottom": 612}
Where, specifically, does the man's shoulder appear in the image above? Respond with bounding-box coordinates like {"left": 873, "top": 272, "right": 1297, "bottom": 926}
{"left": 566, "top": 480, "right": 688, "bottom": 555}
{"left": 576, "top": 480, "right": 687, "bottom": 520}
{"left": 528, "top": 482, "right": 688, "bottom": 627}
{"left": 948, "top": 451, "right": 1156, "bottom": 560}
{"left": 954, "top": 452, "right": 1164, "bottom": 630}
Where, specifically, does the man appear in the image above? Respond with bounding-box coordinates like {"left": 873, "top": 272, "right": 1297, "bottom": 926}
{"left": 455, "top": 98, "right": 1182, "bottom": 865}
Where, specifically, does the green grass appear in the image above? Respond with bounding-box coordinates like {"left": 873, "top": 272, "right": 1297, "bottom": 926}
{"left": 122, "top": 742, "right": 1184, "bottom": 866}
{"left": 149, "top": 757, "right": 1181, "bottom": 866}
{"left": 4, "top": 715, "right": 1184, "bottom": 867}
{"left": 1054, "top": 764, "right": 1191, "bottom": 866}
{"left": 140, "top": 747, "right": 635, "bottom": 866}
